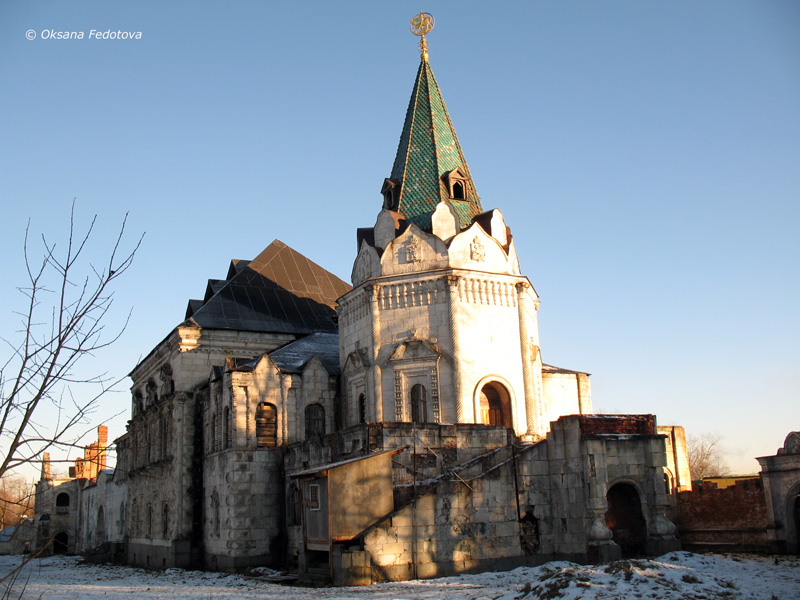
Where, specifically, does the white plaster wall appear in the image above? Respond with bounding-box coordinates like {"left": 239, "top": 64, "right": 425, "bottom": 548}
{"left": 542, "top": 372, "right": 590, "bottom": 427}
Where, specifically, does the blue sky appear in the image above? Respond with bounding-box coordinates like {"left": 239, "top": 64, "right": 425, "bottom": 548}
{"left": 1, "top": 1, "right": 798, "bottom": 477}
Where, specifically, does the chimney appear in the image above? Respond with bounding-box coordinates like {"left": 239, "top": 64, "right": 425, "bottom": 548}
{"left": 41, "top": 452, "right": 51, "bottom": 480}
{"left": 98, "top": 425, "right": 108, "bottom": 471}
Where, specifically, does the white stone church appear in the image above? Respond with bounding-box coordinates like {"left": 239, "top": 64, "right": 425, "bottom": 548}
{"left": 34, "top": 20, "right": 692, "bottom": 584}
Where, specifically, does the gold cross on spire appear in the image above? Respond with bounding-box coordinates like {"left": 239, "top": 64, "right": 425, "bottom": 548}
{"left": 410, "top": 12, "right": 435, "bottom": 61}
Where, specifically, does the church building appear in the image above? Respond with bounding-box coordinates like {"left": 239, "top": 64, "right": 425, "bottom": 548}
{"left": 35, "top": 14, "right": 687, "bottom": 584}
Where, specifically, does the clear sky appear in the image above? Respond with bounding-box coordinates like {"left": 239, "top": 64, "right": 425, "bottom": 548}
{"left": 1, "top": 1, "right": 798, "bottom": 477}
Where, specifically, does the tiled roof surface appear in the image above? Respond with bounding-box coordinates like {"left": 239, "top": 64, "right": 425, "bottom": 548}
{"left": 185, "top": 240, "right": 351, "bottom": 335}
{"left": 390, "top": 60, "right": 483, "bottom": 231}
{"left": 269, "top": 332, "right": 340, "bottom": 375}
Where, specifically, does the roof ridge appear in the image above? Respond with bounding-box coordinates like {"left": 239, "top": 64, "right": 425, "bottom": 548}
{"left": 424, "top": 62, "right": 444, "bottom": 209}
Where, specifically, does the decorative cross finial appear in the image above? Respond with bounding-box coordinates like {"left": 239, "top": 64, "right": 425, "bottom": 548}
{"left": 410, "top": 11, "right": 435, "bottom": 61}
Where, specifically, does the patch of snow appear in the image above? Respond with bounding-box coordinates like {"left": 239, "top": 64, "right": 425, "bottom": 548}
{"left": 0, "top": 552, "right": 797, "bottom": 600}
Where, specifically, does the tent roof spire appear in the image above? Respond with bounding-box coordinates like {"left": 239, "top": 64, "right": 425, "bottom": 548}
{"left": 385, "top": 13, "right": 483, "bottom": 232}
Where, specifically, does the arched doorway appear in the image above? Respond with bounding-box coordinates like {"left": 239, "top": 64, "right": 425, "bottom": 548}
{"left": 53, "top": 532, "right": 69, "bottom": 554}
{"left": 605, "top": 483, "right": 647, "bottom": 557}
{"left": 479, "top": 382, "right": 512, "bottom": 428}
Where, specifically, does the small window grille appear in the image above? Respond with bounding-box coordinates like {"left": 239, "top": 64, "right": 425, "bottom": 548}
{"left": 308, "top": 483, "right": 321, "bottom": 511}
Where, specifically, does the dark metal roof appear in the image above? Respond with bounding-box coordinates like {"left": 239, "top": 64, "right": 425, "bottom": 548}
{"left": 269, "top": 332, "right": 340, "bottom": 375}
{"left": 542, "top": 363, "right": 591, "bottom": 376}
{"left": 184, "top": 240, "right": 351, "bottom": 335}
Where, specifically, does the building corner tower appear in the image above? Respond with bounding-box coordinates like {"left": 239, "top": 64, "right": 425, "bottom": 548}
{"left": 337, "top": 15, "right": 554, "bottom": 439}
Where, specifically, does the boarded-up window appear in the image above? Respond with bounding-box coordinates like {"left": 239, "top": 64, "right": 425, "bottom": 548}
{"left": 411, "top": 384, "right": 428, "bottom": 423}
{"left": 305, "top": 404, "right": 325, "bottom": 440}
{"left": 256, "top": 402, "right": 277, "bottom": 448}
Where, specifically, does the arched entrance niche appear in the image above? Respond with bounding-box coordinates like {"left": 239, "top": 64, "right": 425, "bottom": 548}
{"left": 793, "top": 493, "right": 800, "bottom": 554}
{"left": 605, "top": 482, "right": 647, "bottom": 557}
{"left": 95, "top": 506, "right": 106, "bottom": 547}
{"left": 784, "top": 482, "right": 800, "bottom": 554}
{"left": 474, "top": 378, "right": 513, "bottom": 429}
{"left": 53, "top": 532, "right": 69, "bottom": 554}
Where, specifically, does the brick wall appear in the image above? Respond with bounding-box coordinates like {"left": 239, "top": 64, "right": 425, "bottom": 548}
{"left": 677, "top": 478, "right": 771, "bottom": 552}
{"left": 578, "top": 415, "right": 656, "bottom": 437}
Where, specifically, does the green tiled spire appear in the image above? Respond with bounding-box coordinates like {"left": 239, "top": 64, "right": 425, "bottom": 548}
{"left": 388, "top": 59, "right": 483, "bottom": 231}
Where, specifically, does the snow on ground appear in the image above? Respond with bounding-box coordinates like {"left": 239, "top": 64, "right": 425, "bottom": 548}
{"left": 0, "top": 552, "right": 797, "bottom": 600}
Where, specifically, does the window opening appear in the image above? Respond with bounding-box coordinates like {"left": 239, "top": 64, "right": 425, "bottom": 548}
{"left": 223, "top": 406, "right": 230, "bottom": 448}
{"left": 479, "top": 383, "right": 512, "bottom": 428}
{"left": 308, "top": 483, "right": 321, "bottom": 511}
{"left": 256, "top": 402, "right": 277, "bottom": 448}
{"left": 305, "top": 404, "right": 325, "bottom": 440}
{"left": 411, "top": 384, "right": 428, "bottom": 423}
{"left": 358, "top": 393, "right": 366, "bottom": 424}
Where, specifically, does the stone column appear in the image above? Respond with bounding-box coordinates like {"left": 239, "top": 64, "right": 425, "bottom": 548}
{"left": 446, "top": 275, "right": 463, "bottom": 422}
{"left": 584, "top": 441, "right": 620, "bottom": 562}
{"left": 368, "top": 285, "right": 383, "bottom": 422}
{"left": 516, "top": 282, "right": 538, "bottom": 436}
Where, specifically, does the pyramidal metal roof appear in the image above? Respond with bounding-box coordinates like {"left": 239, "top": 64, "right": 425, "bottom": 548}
{"left": 389, "top": 58, "right": 483, "bottom": 231}
{"left": 184, "top": 240, "right": 351, "bottom": 335}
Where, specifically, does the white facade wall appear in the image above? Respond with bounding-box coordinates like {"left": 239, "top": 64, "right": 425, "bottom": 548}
{"left": 341, "top": 214, "right": 549, "bottom": 437}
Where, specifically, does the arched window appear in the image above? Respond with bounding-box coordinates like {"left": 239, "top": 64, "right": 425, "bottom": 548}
{"left": 96, "top": 506, "right": 106, "bottom": 546}
{"left": 358, "top": 393, "right": 366, "bottom": 424}
{"left": 131, "top": 499, "right": 138, "bottom": 536}
{"left": 479, "top": 383, "right": 512, "bottom": 428}
{"left": 160, "top": 416, "right": 168, "bottom": 460}
{"left": 452, "top": 180, "right": 465, "bottom": 199}
{"left": 305, "top": 404, "right": 325, "bottom": 440}
{"left": 223, "top": 406, "right": 231, "bottom": 449}
{"left": 56, "top": 492, "right": 70, "bottom": 507}
{"left": 256, "top": 402, "right": 277, "bottom": 448}
{"left": 162, "top": 504, "right": 169, "bottom": 538}
{"left": 411, "top": 384, "right": 428, "bottom": 423}
{"left": 287, "top": 485, "right": 302, "bottom": 526}
{"left": 211, "top": 490, "right": 220, "bottom": 536}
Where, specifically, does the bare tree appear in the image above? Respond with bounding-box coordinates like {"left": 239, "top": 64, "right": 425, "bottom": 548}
{"left": 687, "top": 431, "right": 730, "bottom": 480}
{"left": 0, "top": 475, "right": 34, "bottom": 529}
{"left": 0, "top": 202, "right": 142, "bottom": 480}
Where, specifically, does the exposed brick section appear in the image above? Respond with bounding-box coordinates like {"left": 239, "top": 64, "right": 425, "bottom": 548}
{"left": 677, "top": 478, "right": 771, "bottom": 552}
{"left": 578, "top": 415, "right": 656, "bottom": 437}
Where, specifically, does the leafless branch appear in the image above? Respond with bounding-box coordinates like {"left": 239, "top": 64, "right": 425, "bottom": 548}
{"left": 0, "top": 201, "right": 143, "bottom": 479}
